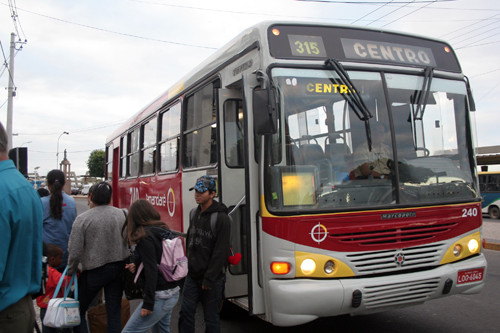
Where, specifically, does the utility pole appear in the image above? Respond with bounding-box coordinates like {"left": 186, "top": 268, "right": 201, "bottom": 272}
{"left": 6, "top": 32, "right": 16, "bottom": 151}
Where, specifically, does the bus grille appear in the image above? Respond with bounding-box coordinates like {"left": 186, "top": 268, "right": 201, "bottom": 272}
{"left": 363, "top": 277, "right": 441, "bottom": 309}
{"left": 346, "top": 243, "right": 445, "bottom": 275}
{"left": 330, "top": 222, "right": 457, "bottom": 247}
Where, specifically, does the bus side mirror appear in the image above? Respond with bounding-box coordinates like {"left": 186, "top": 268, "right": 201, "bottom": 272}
{"left": 253, "top": 88, "right": 277, "bottom": 135}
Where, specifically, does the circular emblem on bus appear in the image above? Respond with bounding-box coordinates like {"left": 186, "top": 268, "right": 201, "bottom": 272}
{"left": 167, "top": 188, "right": 175, "bottom": 217}
{"left": 394, "top": 252, "right": 405, "bottom": 266}
{"left": 310, "top": 222, "right": 328, "bottom": 244}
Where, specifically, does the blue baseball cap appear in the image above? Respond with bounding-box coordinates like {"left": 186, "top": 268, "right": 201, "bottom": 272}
{"left": 189, "top": 175, "right": 216, "bottom": 193}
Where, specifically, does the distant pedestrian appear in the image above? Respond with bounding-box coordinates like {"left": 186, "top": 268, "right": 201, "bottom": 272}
{"left": 179, "top": 175, "right": 231, "bottom": 333}
{"left": 67, "top": 181, "right": 129, "bottom": 333}
{"left": 122, "top": 199, "right": 181, "bottom": 333}
{"left": 0, "top": 121, "right": 44, "bottom": 332}
{"left": 41, "top": 169, "right": 77, "bottom": 270}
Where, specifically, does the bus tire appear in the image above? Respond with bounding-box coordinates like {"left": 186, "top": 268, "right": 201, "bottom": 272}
{"left": 488, "top": 206, "right": 500, "bottom": 219}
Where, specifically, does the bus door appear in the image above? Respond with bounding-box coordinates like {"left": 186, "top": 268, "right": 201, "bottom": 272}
{"left": 240, "top": 72, "right": 267, "bottom": 316}
{"left": 218, "top": 88, "right": 248, "bottom": 299}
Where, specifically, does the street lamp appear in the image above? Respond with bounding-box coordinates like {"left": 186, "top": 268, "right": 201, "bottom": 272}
{"left": 20, "top": 141, "right": 32, "bottom": 147}
{"left": 56, "top": 131, "right": 69, "bottom": 168}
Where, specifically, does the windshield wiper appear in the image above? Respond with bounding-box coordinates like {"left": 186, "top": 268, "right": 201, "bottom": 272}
{"left": 411, "top": 66, "right": 434, "bottom": 120}
{"left": 325, "top": 58, "right": 374, "bottom": 150}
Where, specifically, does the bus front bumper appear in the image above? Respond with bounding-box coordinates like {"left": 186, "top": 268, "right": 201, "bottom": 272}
{"left": 267, "top": 253, "right": 486, "bottom": 327}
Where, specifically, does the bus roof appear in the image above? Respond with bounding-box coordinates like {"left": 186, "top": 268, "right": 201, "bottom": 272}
{"left": 106, "top": 21, "right": 459, "bottom": 144}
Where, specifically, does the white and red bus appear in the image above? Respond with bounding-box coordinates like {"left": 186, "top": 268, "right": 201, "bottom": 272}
{"left": 106, "top": 22, "right": 486, "bottom": 326}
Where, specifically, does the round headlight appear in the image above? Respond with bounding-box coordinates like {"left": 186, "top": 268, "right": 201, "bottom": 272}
{"left": 453, "top": 244, "right": 462, "bottom": 257}
{"left": 468, "top": 239, "right": 479, "bottom": 253}
{"left": 324, "top": 260, "right": 336, "bottom": 274}
{"left": 300, "top": 259, "right": 316, "bottom": 275}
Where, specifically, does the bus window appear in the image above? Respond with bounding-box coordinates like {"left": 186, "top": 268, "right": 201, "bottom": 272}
{"left": 129, "top": 129, "right": 140, "bottom": 177}
{"left": 487, "top": 174, "right": 500, "bottom": 192}
{"left": 160, "top": 103, "right": 181, "bottom": 172}
{"left": 224, "top": 99, "right": 244, "bottom": 168}
{"left": 120, "top": 135, "right": 127, "bottom": 178}
{"left": 183, "top": 82, "right": 218, "bottom": 169}
{"left": 142, "top": 117, "right": 157, "bottom": 175}
{"left": 106, "top": 144, "right": 112, "bottom": 180}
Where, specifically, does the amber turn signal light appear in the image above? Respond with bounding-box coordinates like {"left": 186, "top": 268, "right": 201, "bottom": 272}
{"left": 271, "top": 262, "right": 290, "bottom": 275}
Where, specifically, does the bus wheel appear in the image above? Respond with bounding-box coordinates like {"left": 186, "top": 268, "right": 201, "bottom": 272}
{"left": 488, "top": 206, "right": 500, "bottom": 219}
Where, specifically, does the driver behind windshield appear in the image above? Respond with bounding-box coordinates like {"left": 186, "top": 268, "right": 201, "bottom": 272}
{"left": 350, "top": 122, "right": 392, "bottom": 179}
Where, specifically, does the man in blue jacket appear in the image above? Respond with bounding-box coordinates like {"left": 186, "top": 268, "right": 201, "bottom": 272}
{"left": 0, "top": 122, "right": 43, "bottom": 332}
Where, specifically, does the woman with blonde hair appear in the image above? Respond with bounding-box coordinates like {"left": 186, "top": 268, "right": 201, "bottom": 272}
{"left": 122, "top": 199, "right": 181, "bottom": 333}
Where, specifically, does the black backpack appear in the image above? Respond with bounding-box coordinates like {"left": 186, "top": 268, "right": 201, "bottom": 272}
{"left": 189, "top": 208, "right": 241, "bottom": 266}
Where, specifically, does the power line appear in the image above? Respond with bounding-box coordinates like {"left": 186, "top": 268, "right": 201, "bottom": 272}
{"left": 352, "top": 0, "right": 395, "bottom": 24}
{"left": 0, "top": 3, "right": 217, "bottom": 50}
{"left": 7, "top": 0, "right": 27, "bottom": 42}
{"left": 440, "top": 14, "right": 500, "bottom": 39}
{"left": 455, "top": 31, "right": 500, "bottom": 50}
{"left": 456, "top": 39, "right": 500, "bottom": 50}
{"left": 365, "top": 0, "right": 416, "bottom": 26}
{"left": 381, "top": 0, "right": 438, "bottom": 27}
{"left": 0, "top": 39, "right": 16, "bottom": 90}
{"left": 469, "top": 68, "right": 500, "bottom": 78}
{"left": 296, "top": 0, "right": 451, "bottom": 3}
{"left": 451, "top": 22, "right": 500, "bottom": 45}
{"left": 15, "top": 121, "right": 124, "bottom": 136}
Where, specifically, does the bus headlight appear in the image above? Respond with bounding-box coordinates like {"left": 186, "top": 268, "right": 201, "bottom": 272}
{"left": 295, "top": 251, "right": 355, "bottom": 278}
{"left": 468, "top": 239, "right": 479, "bottom": 253}
{"left": 440, "top": 231, "right": 482, "bottom": 265}
{"left": 324, "top": 260, "right": 336, "bottom": 274}
{"left": 300, "top": 259, "right": 316, "bottom": 275}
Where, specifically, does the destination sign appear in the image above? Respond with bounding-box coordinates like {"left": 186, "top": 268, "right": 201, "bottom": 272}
{"left": 268, "top": 25, "right": 461, "bottom": 72}
{"left": 341, "top": 38, "right": 437, "bottom": 67}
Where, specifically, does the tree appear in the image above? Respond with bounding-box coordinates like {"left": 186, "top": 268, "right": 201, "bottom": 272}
{"left": 87, "top": 149, "right": 105, "bottom": 177}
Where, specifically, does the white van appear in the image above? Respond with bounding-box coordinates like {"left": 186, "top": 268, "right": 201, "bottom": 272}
{"left": 81, "top": 184, "right": 92, "bottom": 195}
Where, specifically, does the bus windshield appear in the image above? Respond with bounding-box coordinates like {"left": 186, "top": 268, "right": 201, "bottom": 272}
{"left": 266, "top": 67, "right": 479, "bottom": 212}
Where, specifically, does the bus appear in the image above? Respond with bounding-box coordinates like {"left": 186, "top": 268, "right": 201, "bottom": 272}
{"left": 479, "top": 171, "right": 500, "bottom": 218}
{"left": 105, "top": 22, "right": 486, "bottom": 326}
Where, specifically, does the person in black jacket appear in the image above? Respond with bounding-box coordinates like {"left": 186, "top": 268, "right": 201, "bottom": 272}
{"left": 122, "top": 199, "right": 181, "bottom": 333}
{"left": 179, "top": 175, "right": 231, "bottom": 333}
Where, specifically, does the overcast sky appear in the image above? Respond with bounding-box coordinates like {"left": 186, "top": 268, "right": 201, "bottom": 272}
{"left": 1, "top": 0, "right": 499, "bottom": 177}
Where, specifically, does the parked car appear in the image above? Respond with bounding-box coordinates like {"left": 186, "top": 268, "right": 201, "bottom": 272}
{"left": 71, "top": 187, "right": 80, "bottom": 195}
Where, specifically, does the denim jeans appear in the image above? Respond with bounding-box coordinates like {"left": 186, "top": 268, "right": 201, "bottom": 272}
{"left": 76, "top": 261, "right": 124, "bottom": 333}
{"left": 178, "top": 275, "right": 225, "bottom": 333}
{"left": 122, "top": 290, "right": 179, "bottom": 333}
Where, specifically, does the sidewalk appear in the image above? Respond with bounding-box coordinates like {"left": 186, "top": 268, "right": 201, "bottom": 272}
{"left": 482, "top": 219, "right": 500, "bottom": 251}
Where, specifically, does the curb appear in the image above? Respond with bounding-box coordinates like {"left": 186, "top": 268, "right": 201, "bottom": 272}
{"left": 484, "top": 241, "right": 500, "bottom": 251}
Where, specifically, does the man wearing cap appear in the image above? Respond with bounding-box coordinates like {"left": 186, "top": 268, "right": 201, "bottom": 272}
{"left": 179, "top": 175, "right": 231, "bottom": 333}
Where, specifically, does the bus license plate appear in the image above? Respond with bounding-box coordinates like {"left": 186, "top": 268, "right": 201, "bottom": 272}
{"left": 457, "top": 268, "right": 484, "bottom": 285}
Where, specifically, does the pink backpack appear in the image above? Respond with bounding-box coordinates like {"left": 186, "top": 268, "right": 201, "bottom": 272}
{"left": 135, "top": 236, "right": 188, "bottom": 283}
